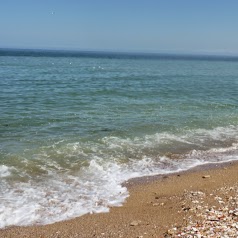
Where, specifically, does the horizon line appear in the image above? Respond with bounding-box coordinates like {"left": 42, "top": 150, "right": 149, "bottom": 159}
{"left": 1, "top": 47, "right": 238, "bottom": 59}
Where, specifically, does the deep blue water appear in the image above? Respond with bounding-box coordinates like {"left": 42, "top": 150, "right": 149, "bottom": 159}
{"left": 0, "top": 49, "right": 238, "bottom": 227}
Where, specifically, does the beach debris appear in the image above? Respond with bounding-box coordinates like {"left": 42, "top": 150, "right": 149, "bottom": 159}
{"left": 182, "top": 206, "right": 191, "bottom": 211}
{"left": 165, "top": 183, "right": 238, "bottom": 237}
{"left": 165, "top": 227, "right": 177, "bottom": 236}
{"left": 130, "top": 220, "right": 141, "bottom": 226}
{"left": 202, "top": 175, "right": 211, "bottom": 178}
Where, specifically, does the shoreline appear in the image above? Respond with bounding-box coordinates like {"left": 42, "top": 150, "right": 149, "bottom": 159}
{"left": 1, "top": 160, "right": 238, "bottom": 237}
{"left": 124, "top": 159, "right": 238, "bottom": 188}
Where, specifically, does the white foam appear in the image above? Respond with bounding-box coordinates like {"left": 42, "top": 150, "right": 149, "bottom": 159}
{"left": 0, "top": 159, "right": 129, "bottom": 228}
{"left": 0, "top": 125, "right": 238, "bottom": 228}
{"left": 0, "top": 165, "right": 11, "bottom": 177}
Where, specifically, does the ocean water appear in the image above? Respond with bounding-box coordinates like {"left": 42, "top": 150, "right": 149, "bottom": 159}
{"left": 0, "top": 49, "right": 238, "bottom": 228}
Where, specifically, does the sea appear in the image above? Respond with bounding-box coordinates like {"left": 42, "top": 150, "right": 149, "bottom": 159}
{"left": 0, "top": 49, "right": 238, "bottom": 228}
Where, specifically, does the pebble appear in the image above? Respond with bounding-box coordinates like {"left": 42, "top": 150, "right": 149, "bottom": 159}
{"left": 130, "top": 220, "right": 140, "bottom": 226}
{"left": 166, "top": 183, "right": 238, "bottom": 237}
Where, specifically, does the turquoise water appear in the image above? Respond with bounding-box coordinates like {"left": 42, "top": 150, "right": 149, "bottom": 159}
{"left": 0, "top": 50, "right": 238, "bottom": 227}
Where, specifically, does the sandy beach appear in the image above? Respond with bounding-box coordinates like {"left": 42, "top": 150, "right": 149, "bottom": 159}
{"left": 1, "top": 161, "right": 237, "bottom": 238}
{"left": 2, "top": 1, "right": 238, "bottom": 236}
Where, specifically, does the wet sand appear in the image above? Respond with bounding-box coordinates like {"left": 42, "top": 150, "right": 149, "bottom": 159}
{"left": 1, "top": 161, "right": 238, "bottom": 237}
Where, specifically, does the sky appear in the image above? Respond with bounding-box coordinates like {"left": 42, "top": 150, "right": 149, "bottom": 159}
{"left": 1, "top": 0, "right": 238, "bottom": 54}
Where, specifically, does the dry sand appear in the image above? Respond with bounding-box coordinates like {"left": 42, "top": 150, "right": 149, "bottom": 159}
{"left": 1, "top": 161, "right": 238, "bottom": 238}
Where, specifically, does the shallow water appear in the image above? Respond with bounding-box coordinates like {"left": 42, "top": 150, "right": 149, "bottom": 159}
{"left": 0, "top": 49, "right": 238, "bottom": 227}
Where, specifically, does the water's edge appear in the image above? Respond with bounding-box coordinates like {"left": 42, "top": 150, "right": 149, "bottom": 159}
{"left": 124, "top": 159, "right": 238, "bottom": 189}
{"left": 1, "top": 159, "right": 237, "bottom": 231}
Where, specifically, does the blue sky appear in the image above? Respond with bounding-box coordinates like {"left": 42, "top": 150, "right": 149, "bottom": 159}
{"left": 1, "top": 0, "right": 238, "bottom": 54}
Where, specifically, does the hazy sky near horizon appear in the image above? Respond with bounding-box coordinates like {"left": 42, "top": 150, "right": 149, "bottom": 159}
{"left": 1, "top": 0, "right": 238, "bottom": 54}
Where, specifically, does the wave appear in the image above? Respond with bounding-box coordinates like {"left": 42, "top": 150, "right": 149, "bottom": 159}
{"left": 0, "top": 125, "right": 238, "bottom": 228}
